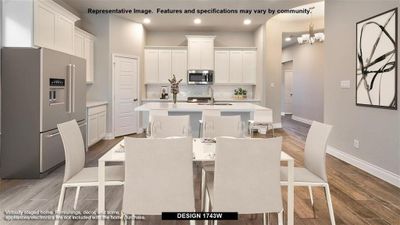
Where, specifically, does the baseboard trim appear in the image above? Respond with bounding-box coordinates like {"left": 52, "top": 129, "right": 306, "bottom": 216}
{"left": 273, "top": 122, "right": 282, "bottom": 129}
{"left": 327, "top": 145, "right": 400, "bottom": 188}
{"left": 292, "top": 115, "right": 313, "bottom": 125}
{"left": 104, "top": 133, "right": 115, "bottom": 140}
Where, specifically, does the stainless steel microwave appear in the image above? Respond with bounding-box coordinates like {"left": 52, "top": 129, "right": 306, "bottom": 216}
{"left": 187, "top": 70, "right": 214, "bottom": 85}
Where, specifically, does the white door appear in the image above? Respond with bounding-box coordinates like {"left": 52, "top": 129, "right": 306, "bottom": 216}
{"left": 114, "top": 56, "right": 139, "bottom": 137}
{"left": 284, "top": 70, "right": 294, "bottom": 114}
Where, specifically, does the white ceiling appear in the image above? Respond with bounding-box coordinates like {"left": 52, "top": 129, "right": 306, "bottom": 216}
{"left": 61, "top": 0, "right": 323, "bottom": 32}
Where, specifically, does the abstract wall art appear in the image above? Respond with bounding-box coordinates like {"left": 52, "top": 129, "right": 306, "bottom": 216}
{"left": 356, "top": 8, "right": 398, "bottom": 110}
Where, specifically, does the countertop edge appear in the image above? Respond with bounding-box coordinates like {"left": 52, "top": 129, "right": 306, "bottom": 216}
{"left": 86, "top": 101, "right": 108, "bottom": 108}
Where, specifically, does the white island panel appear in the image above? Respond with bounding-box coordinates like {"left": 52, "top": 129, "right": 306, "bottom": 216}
{"left": 135, "top": 102, "right": 271, "bottom": 137}
{"left": 135, "top": 102, "right": 269, "bottom": 112}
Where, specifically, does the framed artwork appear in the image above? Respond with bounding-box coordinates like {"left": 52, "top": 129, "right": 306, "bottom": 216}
{"left": 356, "top": 8, "right": 398, "bottom": 110}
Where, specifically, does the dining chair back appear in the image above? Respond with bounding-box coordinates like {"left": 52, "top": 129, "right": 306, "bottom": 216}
{"left": 150, "top": 115, "right": 191, "bottom": 138}
{"left": 213, "top": 137, "right": 283, "bottom": 214}
{"left": 123, "top": 137, "right": 195, "bottom": 215}
{"left": 203, "top": 115, "right": 241, "bottom": 138}
{"left": 304, "top": 121, "right": 333, "bottom": 182}
{"left": 57, "top": 119, "right": 85, "bottom": 183}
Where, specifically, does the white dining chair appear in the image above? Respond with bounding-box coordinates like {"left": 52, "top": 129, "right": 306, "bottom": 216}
{"left": 204, "top": 137, "right": 284, "bottom": 225}
{"left": 249, "top": 109, "right": 274, "bottom": 137}
{"left": 55, "top": 120, "right": 124, "bottom": 225}
{"left": 122, "top": 137, "right": 195, "bottom": 225}
{"left": 198, "top": 109, "right": 221, "bottom": 137}
{"left": 147, "top": 109, "right": 168, "bottom": 137}
{"left": 150, "top": 115, "right": 191, "bottom": 138}
{"left": 280, "top": 121, "right": 335, "bottom": 225}
{"left": 200, "top": 115, "right": 242, "bottom": 210}
{"left": 202, "top": 115, "right": 242, "bottom": 138}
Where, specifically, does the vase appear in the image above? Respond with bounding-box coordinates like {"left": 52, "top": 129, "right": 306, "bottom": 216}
{"left": 173, "top": 94, "right": 177, "bottom": 104}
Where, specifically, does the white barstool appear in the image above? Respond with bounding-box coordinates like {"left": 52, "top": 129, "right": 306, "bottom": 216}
{"left": 249, "top": 110, "right": 274, "bottom": 137}
{"left": 198, "top": 109, "right": 221, "bottom": 137}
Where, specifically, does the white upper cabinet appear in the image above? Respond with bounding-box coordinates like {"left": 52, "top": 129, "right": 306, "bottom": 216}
{"left": 229, "top": 51, "right": 243, "bottom": 83}
{"left": 74, "top": 28, "right": 95, "bottom": 83}
{"left": 171, "top": 50, "right": 188, "bottom": 83}
{"left": 242, "top": 51, "right": 257, "bottom": 84}
{"left": 144, "top": 49, "right": 159, "bottom": 83}
{"left": 144, "top": 48, "right": 187, "bottom": 84}
{"left": 187, "top": 36, "right": 215, "bottom": 70}
{"left": 214, "top": 49, "right": 257, "bottom": 84}
{"left": 158, "top": 50, "right": 172, "bottom": 83}
{"left": 54, "top": 16, "right": 74, "bottom": 54}
{"left": 214, "top": 51, "right": 230, "bottom": 84}
{"left": 74, "top": 31, "right": 85, "bottom": 58}
{"left": 35, "top": 5, "right": 56, "bottom": 49}
{"left": 34, "top": 0, "right": 79, "bottom": 55}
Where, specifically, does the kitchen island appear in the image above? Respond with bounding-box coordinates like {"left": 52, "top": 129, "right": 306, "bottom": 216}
{"left": 135, "top": 102, "right": 271, "bottom": 137}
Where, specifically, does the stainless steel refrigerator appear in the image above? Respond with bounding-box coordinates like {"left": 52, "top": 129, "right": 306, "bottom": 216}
{"left": 1, "top": 47, "right": 86, "bottom": 178}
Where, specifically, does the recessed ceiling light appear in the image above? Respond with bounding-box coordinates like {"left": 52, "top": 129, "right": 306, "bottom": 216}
{"left": 194, "top": 18, "right": 202, "bottom": 24}
{"left": 285, "top": 37, "right": 292, "bottom": 42}
{"left": 243, "top": 19, "right": 252, "bottom": 25}
{"left": 143, "top": 18, "right": 151, "bottom": 24}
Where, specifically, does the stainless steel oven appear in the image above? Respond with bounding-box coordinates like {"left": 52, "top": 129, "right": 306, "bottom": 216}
{"left": 187, "top": 70, "right": 214, "bottom": 85}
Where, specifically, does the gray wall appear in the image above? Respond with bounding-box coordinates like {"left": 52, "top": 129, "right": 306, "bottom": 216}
{"left": 80, "top": 15, "right": 146, "bottom": 134}
{"left": 146, "top": 31, "right": 255, "bottom": 47}
{"left": 264, "top": 18, "right": 324, "bottom": 124}
{"left": 254, "top": 25, "right": 265, "bottom": 105}
{"left": 282, "top": 43, "right": 325, "bottom": 122}
{"left": 325, "top": 0, "right": 400, "bottom": 175}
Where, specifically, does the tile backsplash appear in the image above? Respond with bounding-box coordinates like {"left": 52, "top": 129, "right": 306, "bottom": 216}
{"left": 146, "top": 84, "right": 254, "bottom": 100}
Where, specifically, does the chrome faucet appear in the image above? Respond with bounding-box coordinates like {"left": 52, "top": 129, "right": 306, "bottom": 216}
{"left": 208, "top": 86, "right": 215, "bottom": 104}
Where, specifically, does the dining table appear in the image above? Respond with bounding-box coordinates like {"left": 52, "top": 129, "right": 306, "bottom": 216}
{"left": 98, "top": 138, "right": 294, "bottom": 225}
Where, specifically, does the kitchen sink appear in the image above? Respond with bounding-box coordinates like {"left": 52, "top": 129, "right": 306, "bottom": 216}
{"left": 198, "top": 103, "right": 233, "bottom": 106}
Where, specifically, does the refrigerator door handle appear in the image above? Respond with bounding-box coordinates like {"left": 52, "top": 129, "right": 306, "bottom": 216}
{"left": 46, "top": 132, "right": 60, "bottom": 138}
{"left": 67, "top": 64, "right": 72, "bottom": 113}
{"left": 72, "top": 64, "right": 76, "bottom": 113}
{"left": 78, "top": 123, "right": 87, "bottom": 128}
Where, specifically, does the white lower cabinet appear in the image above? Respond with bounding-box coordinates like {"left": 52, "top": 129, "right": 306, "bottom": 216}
{"left": 87, "top": 104, "right": 107, "bottom": 147}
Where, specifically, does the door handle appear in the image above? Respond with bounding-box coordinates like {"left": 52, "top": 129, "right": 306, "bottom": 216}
{"left": 46, "top": 132, "right": 60, "bottom": 138}
{"left": 133, "top": 98, "right": 138, "bottom": 102}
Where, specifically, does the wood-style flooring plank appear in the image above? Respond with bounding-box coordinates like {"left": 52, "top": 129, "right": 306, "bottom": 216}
{"left": 1, "top": 115, "right": 399, "bottom": 225}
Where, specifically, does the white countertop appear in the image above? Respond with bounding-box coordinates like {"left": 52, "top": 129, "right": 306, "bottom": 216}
{"left": 141, "top": 98, "right": 261, "bottom": 102}
{"left": 86, "top": 101, "right": 108, "bottom": 108}
{"left": 135, "top": 102, "right": 270, "bottom": 112}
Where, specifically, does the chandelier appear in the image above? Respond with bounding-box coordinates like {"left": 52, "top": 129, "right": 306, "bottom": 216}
{"left": 297, "top": 7, "right": 324, "bottom": 45}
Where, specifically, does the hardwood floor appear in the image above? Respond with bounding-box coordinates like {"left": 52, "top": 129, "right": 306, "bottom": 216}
{"left": 0, "top": 116, "right": 399, "bottom": 225}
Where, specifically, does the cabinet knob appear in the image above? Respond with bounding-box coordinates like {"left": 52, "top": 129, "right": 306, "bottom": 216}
{"left": 133, "top": 98, "right": 138, "bottom": 102}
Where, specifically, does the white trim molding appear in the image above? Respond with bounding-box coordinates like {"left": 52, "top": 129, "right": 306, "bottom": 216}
{"left": 327, "top": 145, "right": 400, "bottom": 188}
{"left": 292, "top": 115, "right": 313, "bottom": 125}
{"left": 104, "top": 133, "right": 115, "bottom": 140}
{"left": 273, "top": 122, "right": 282, "bottom": 129}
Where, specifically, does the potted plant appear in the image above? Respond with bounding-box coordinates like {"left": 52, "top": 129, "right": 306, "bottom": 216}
{"left": 234, "top": 88, "right": 247, "bottom": 99}
{"left": 168, "top": 74, "right": 182, "bottom": 104}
